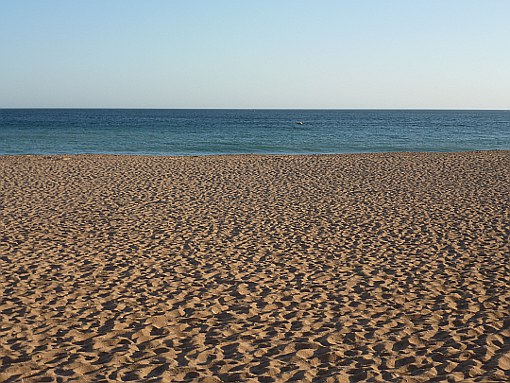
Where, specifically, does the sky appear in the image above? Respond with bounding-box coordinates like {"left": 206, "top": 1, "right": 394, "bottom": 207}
{"left": 1, "top": 0, "right": 509, "bottom": 109}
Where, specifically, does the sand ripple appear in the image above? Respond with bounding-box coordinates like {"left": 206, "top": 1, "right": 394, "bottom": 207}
{"left": 1, "top": 152, "right": 509, "bottom": 382}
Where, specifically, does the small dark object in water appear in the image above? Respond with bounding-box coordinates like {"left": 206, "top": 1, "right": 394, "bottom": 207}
{"left": 296, "top": 121, "right": 304, "bottom": 125}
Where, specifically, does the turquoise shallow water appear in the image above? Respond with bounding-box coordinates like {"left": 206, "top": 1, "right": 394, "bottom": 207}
{"left": 0, "top": 109, "right": 509, "bottom": 155}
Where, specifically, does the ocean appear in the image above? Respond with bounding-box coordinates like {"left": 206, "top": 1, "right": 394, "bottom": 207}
{"left": 0, "top": 109, "right": 509, "bottom": 156}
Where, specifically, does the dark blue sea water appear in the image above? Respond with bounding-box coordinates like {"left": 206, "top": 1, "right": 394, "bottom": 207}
{"left": 0, "top": 109, "right": 509, "bottom": 155}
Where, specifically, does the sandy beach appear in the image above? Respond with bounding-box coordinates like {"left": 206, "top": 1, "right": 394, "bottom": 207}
{"left": 1, "top": 151, "right": 509, "bottom": 382}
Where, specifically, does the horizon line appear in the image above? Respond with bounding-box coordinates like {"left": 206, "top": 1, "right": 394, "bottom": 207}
{"left": 1, "top": 107, "right": 509, "bottom": 111}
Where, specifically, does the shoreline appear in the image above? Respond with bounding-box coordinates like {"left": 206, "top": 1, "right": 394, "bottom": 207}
{"left": 1, "top": 151, "right": 509, "bottom": 382}
{"left": 1, "top": 148, "right": 508, "bottom": 158}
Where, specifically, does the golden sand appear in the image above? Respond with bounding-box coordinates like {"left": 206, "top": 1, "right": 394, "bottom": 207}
{"left": 1, "top": 152, "right": 509, "bottom": 382}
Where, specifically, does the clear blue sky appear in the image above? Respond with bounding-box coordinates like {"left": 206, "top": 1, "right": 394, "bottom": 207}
{"left": 1, "top": 0, "right": 509, "bottom": 109}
